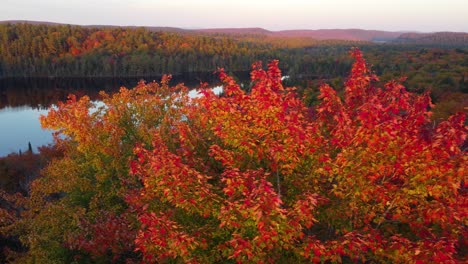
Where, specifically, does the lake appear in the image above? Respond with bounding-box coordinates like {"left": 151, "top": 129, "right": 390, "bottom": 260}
{"left": 0, "top": 74, "right": 238, "bottom": 156}
{"left": 0, "top": 106, "right": 51, "bottom": 156}
{"left": 0, "top": 77, "right": 132, "bottom": 156}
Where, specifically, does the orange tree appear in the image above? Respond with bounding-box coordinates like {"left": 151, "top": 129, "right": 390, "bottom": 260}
{"left": 7, "top": 77, "right": 190, "bottom": 263}
{"left": 130, "top": 49, "right": 467, "bottom": 263}
{"left": 6, "top": 49, "right": 466, "bottom": 263}
{"left": 312, "top": 49, "right": 467, "bottom": 262}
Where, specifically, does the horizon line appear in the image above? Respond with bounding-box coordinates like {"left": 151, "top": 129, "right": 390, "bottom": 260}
{"left": 2, "top": 19, "right": 468, "bottom": 34}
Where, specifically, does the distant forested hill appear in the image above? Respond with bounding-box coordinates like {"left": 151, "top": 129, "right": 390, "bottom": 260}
{"left": 0, "top": 22, "right": 466, "bottom": 78}
{"left": 394, "top": 32, "right": 468, "bottom": 46}
{"left": 0, "top": 22, "right": 466, "bottom": 120}
{"left": 0, "top": 22, "right": 363, "bottom": 78}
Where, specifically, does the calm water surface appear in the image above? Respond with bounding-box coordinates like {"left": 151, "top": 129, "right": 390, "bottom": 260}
{"left": 0, "top": 106, "right": 51, "bottom": 155}
{"left": 0, "top": 77, "right": 136, "bottom": 156}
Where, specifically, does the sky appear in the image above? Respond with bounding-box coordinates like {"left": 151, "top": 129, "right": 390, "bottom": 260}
{"left": 1, "top": 0, "right": 467, "bottom": 32}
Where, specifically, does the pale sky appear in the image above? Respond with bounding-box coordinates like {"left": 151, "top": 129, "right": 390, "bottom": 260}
{"left": 1, "top": 0, "right": 467, "bottom": 32}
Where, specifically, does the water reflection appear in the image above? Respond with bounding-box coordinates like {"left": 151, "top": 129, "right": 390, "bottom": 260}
{"left": 1, "top": 77, "right": 160, "bottom": 109}
{"left": 0, "top": 77, "right": 136, "bottom": 156}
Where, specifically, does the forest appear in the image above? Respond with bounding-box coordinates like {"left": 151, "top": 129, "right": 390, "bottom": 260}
{"left": 1, "top": 23, "right": 467, "bottom": 119}
{"left": 0, "top": 23, "right": 467, "bottom": 263}
{"left": 0, "top": 23, "right": 361, "bottom": 77}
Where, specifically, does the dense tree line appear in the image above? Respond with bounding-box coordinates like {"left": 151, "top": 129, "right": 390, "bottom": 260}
{"left": 363, "top": 46, "right": 468, "bottom": 121}
{"left": 1, "top": 24, "right": 466, "bottom": 96}
{"left": 394, "top": 32, "right": 468, "bottom": 46}
{"left": 1, "top": 23, "right": 466, "bottom": 119}
{"left": 0, "top": 23, "right": 355, "bottom": 78}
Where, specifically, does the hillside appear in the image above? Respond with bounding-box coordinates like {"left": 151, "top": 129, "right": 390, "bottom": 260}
{"left": 2, "top": 20, "right": 467, "bottom": 44}
{"left": 394, "top": 32, "right": 468, "bottom": 45}
{"left": 196, "top": 27, "right": 272, "bottom": 35}
{"left": 195, "top": 28, "right": 403, "bottom": 41}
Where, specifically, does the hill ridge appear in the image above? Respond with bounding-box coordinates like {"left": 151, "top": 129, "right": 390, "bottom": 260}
{"left": 2, "top": 20, "right": 467, "bottom": 43}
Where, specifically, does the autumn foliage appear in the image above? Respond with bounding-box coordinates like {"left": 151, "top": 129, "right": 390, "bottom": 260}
{"left": 2, "top": 49, "right": 466, "bottom": 263}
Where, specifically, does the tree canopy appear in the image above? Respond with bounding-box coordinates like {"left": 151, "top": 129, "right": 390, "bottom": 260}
{"left": 1, "top": 48, "right": 466, "bottom": 263}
